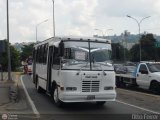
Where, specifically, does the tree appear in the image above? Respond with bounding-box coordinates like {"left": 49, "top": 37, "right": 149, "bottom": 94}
{"left": 20, "top": 43, "right": 34, "bottom": 61}
{"left": 141, "top": 34, "right": 156, "bottom": 60}
{"left": 0, "top": 40, "right": 20, "bottom": 71}
{"left": 130, "top": 44, "right": 140, "bottom": 62}
{"left": 111, "top": 43, "right": 129, "bottom": 62}
{"left": 130, "top": 34, "right": 157, "bottom": 62}
{"left": 11, "top": 46, "right": 21, "bottom": 71}
{"left": 157, "top": 48, "right": 160, "bottom": 61}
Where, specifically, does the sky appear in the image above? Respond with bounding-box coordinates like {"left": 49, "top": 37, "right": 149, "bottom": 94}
{"left": 0, "top": 0, "right": 160, "bottom": 43}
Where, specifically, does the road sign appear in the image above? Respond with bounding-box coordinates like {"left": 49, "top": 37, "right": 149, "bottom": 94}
{"left": 155, "top": 42, "right": 160, "bottom": 48}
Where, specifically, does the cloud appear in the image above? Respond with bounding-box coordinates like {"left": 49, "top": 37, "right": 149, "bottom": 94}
{"left": 96, "top": 0, "right": 155, "bottom": 17}
{"left": 0, "top": 0, "right": 160, "bottom": 43}
{"left": 55, "top": 0, "right": 98, "bottom": 36}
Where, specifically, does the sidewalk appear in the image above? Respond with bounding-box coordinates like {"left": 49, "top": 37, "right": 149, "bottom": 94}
{"left": 0, "top": 73, "right": 15, "bottom": 107}
{"left": 0, "top": 72, "right": 33, "bottom": 115}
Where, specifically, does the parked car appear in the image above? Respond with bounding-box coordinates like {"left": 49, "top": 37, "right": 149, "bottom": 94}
{"left": 116, "top": 62, "right": 160, "bottom": 93}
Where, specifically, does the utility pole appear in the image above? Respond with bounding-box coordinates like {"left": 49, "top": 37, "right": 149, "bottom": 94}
{"left": 7, "top": 0, "right": 12, "bottom": 81}
{"left": 52, "top": 0, "right": 55, "bottom": 37}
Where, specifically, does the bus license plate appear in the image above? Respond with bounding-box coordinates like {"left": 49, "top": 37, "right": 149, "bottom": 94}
{"left": 87, "top": 95, "right": 95, "bottom": 100}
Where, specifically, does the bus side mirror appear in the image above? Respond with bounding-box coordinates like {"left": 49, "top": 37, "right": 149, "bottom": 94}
{"left": 59, "top": 42, "right": 64, "bottom": 57}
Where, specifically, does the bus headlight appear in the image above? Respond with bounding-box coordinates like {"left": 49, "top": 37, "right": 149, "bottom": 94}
{"left": 104, "top": 86, "right": 113, "bottom": 90}
{"left": 66, "top": 87, "right": 77, "bottom": 91}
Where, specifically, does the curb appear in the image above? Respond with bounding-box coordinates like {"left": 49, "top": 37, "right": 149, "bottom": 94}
{"left": 20, "top": 75, "right": 40, "bottom": 117}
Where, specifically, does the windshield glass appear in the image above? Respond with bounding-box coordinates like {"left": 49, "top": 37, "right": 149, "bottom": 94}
{"left": 64, "top": 47, "right": 88, "bottom": 65}
{"left": 147, "top": 63, "right": 160, "bottom": 72}
{"left": 62, "top": 41, "right": 113, "bottom": 70}
{"left": 91, "top": 49, "right": 111, "bottom": 62}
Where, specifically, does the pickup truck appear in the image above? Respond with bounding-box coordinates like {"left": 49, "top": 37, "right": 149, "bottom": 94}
{"left": 115, "top": 62, "right": 160, "bottom": 93}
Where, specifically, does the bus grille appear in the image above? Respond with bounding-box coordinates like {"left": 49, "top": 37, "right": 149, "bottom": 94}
{"left": 82, "top": 81, "right": 100, "bottom": 92}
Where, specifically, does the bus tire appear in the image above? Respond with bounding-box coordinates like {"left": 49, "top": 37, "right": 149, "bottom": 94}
{"left": 52, "top": 86, "right": 63, "bottom": 107}
{"left": 96, "top": 101, "right": 106, "bottom": 106}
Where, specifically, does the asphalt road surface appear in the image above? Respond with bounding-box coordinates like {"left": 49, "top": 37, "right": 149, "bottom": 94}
{"left": 20, "top": 75, "right": 159, "bottom": 120}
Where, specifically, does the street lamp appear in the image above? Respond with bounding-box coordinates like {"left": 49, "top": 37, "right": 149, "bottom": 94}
{"left": 45, "top": 0, "right": 55, "bottom": 37}
{"left": 127, "top": 15, "right": 151, "bottom": 61}
{"left": 36, "top": 19, "right": 48, "bottom": 42}
{"left": 6, "top": 0, "right": 11, "bottom": 81}
{"left": 94, "top": 28, "right": 113, "bottom": 38}
{"left": 52, "top": 0, "right": 55, "bottom": 37}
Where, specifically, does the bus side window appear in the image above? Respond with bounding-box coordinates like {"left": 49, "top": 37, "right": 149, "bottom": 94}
{"left": 37, "top": 47, "right": 40, "bottom": 63}
{"left": 40, "top": 45, "right": 44, "bottom": 64}
{"left": 32, "top": 49, "right": 35, "bottom": 62}
{"left": 52, "top": 47, "right": 60, "bottom": 69}
{"left": 43, "top": 44, "right": 48, "bottom": 64}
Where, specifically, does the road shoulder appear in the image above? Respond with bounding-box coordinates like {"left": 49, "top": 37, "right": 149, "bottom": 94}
{"left": 116, "top": 88, "right": 160, "bottom": 114}
{"left": 0, "top": 72, "right": 37, "bottom": 119}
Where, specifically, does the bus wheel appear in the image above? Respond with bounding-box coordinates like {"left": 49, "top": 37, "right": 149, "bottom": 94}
{"left": 53, "top": 87, "right": 63, "bottom": 107}
{"left": 96, "top": 101, "right": 106, "bottom": 106}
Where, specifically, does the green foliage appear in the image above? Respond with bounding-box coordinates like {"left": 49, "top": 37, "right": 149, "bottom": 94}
{"left": 20, "top": 43, "right": 34, "bottom": 61}
{"left": 111, "top": 43, "right": 129, "bottom": 62}
{"left": 155, "top": 46, "right": 160, "bottom": 61}
{"left": 10, "top": 46, "right": 21, "bottom": 71}
{"left": 130, "top": 34, "right": 159, "bottom": 62}
{"left": 130, "top": 44, "right": 140, "bottom": 62}
{"left": 0, "top": 40, "right": 20, "bottom": 71}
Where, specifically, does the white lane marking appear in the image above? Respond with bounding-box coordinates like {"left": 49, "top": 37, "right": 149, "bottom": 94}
{"left": 116, "top": 100, "right": 160, "bottom": 114}
{"left": 21, "top": 75, "right": 40, "bottom": 118}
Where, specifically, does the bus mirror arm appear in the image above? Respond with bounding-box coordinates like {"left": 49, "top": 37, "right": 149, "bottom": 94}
{"left": 59, "top": 42, "right": 64, "bottom": 57}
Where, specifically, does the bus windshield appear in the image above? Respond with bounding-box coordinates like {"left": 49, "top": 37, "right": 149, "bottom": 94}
{"left": 91, "top": 49, "right": 111, "bottom": 62}
{"left": 62, "top": 41, "right": 113, "bottom": 70}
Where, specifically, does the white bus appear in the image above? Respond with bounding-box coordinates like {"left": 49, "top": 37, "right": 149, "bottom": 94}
{"left": 32, "top": 36, "right": 116, "bottom": 107}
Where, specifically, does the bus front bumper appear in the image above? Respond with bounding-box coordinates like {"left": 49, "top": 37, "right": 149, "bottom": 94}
{"left": 59, "top": 91, "right": 116, "bottom": 103}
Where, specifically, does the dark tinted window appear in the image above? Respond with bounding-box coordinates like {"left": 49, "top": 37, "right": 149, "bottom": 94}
{"left": 52, "top": 47, "right": 60, "bottom": 65}
{"left": 35, "top": 44, "right": 48, "bottom": 64}
{"left": 139, "top": 64, "right": 148, "bottom": 72}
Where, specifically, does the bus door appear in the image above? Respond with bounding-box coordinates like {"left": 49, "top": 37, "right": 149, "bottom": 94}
{"left": 46, "top": 46, "right": 54, "bottom": 93}
{"left": 33, "top": 49, "right": 36, "bottom": 83}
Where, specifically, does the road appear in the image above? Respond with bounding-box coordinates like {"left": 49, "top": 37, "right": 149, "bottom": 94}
{"left": 21, "top": 75, "right": 159, "bottom": 120}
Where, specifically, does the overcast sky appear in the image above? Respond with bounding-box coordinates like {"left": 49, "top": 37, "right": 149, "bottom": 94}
{"left": 0, "top": 0, "right": 160, "bottom": 43}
